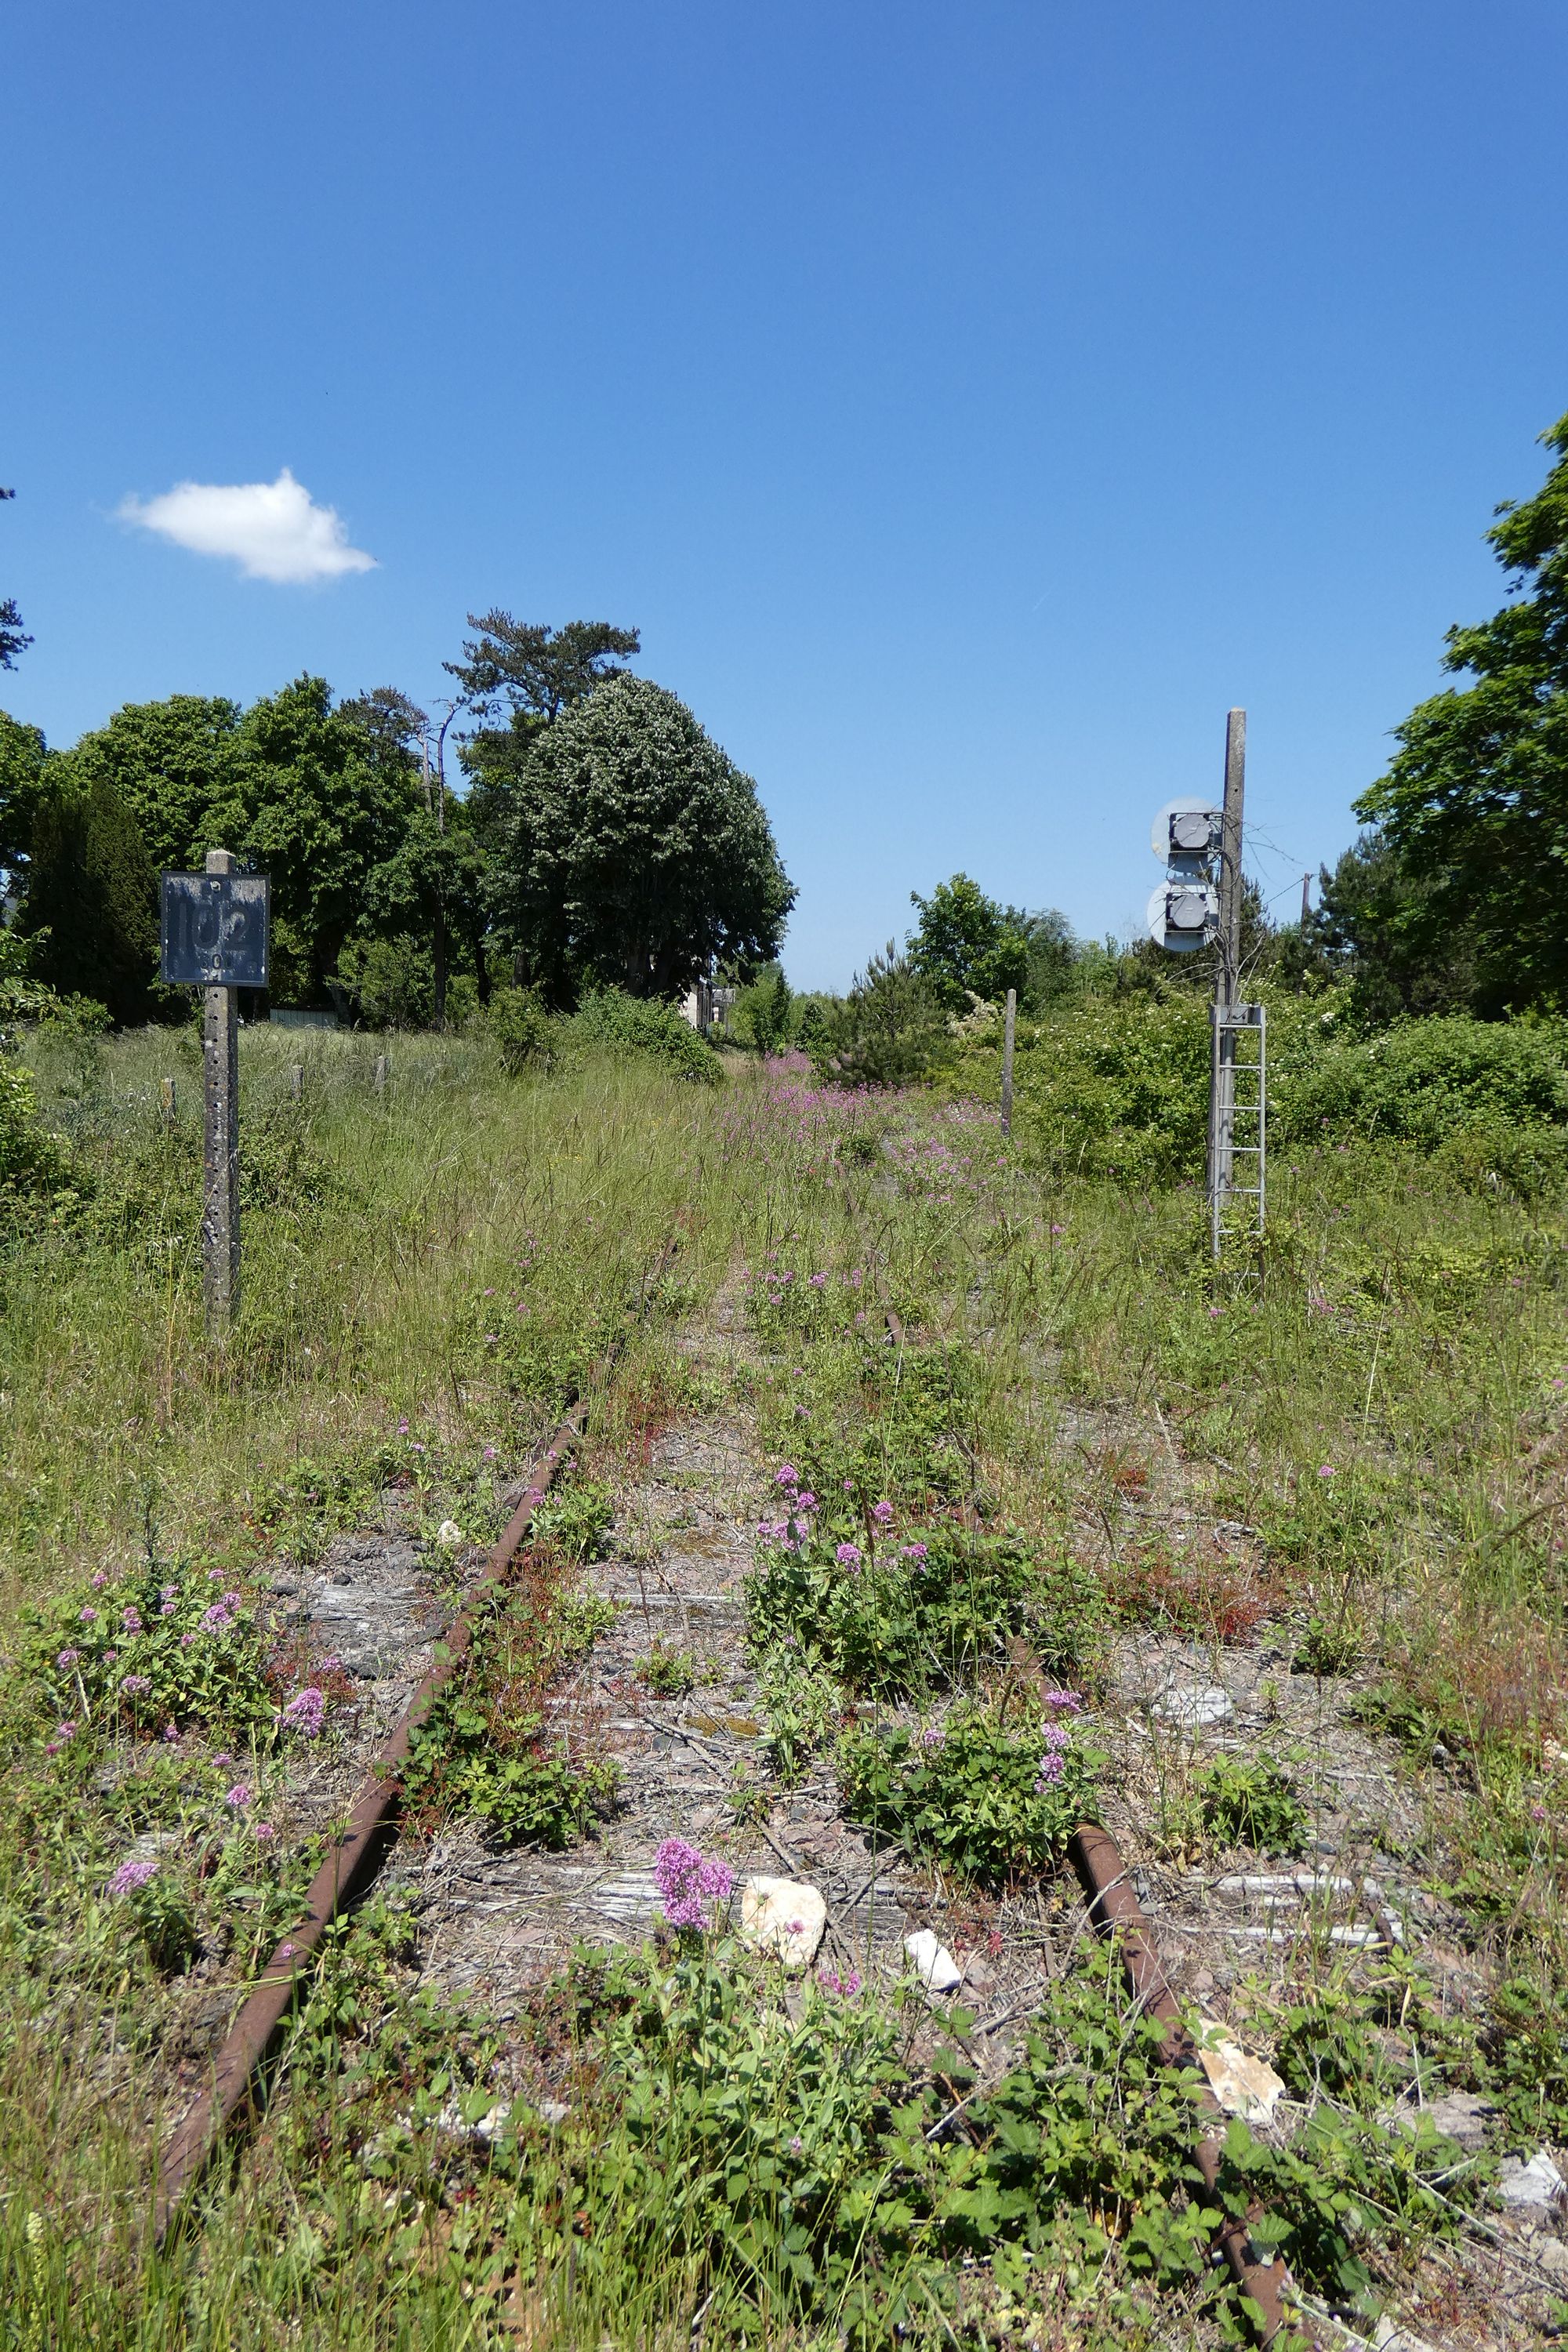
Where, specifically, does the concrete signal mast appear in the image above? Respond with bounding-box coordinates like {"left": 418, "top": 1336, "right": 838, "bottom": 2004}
{"left": 1147, "top": 711, "right": 1265, "bottom": 1259}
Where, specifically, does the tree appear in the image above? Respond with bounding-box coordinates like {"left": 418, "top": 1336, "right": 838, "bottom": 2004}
{"left": 16, "top": 771, "right": 160, "bottom": 1024}
{"left": 491, "top": 676, "right": 794, "bottom": 1004}
{"left": 908, "top": 874, "right": 1027, "bottom": 1010}
{"left": 0, "top": 711, "right": 48, "bottom": 891}
{"left": 812, "top": 942, "right": 948, "bottom": 1087}
{"left": 61, "top": 695, "right": 244, "bottom": 873}
{"left": 731, "top": 961, "right": 793, "bottom": 1054}
{"left": 1011, "top": 906, "right": 1080, "bottom": 1008}
{"left": 1356, "top": 409, "right": 1568, "bottom": 1014}
{"left": 1291, "top": 831, "right": 1475, "bottom": 1022}
{"left": 445, "top": 613, "right": 641, "bottom": 730}
{"left": 1, "top": 487, "right": 31, "bottom": 672}
{"left": 209, "top": 676, "right": 423, "bottom": 1003}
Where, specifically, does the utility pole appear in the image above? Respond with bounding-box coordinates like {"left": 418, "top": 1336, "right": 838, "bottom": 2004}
{"left": 1301, "top": 870, "right": 1312, "bottom": 925}
{"left": 201, "top": 848, "right": 241, "bottom": 1334}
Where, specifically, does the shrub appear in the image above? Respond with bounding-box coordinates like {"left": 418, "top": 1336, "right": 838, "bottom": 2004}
{"left": 810, "top": 942, "right": 949, "bottom": 1089}
{"left": 746, "top": 1523, "right": 1100, "bottom": 1700}
{"left": 568, "top": 987, "right": 723, "bottom": 1084}
{"left": 837, "top": 1698, "right": 1103, "bottom": 1886}
{"left": 487, "top": 983, "right": 555, "bottom": 1072}
{"left": 1272, "top": 1011, "right": 1568, "bottom": 1163}
{"left": 0, "top": 1062, "right": 72, "bottom": 1210}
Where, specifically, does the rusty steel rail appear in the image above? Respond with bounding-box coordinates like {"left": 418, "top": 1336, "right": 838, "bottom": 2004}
{"left": 153, "top": 1406, "right": 584, "bottom": 2240}
{"left": 154, "top": 1235, "right": 683, "bottom": 2241}
{"left": 1069, "top": 1822, "right": 1320, "bottom": 2347}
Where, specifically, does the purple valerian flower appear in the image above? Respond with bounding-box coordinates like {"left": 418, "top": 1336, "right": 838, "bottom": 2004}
{"left": 920, "top": 1726, "right": 944, "bottom": 1748}
{"left": 55, "top": 1719, "right": 78, "bottom": 1743}
{"left": 212, "top": 1752, "right": 233, "bottom": 1769}
{"left": 256, "top": 1822, "right": 277, "bottom": 1842}
{"left": 843, "top": 1479, "right": 855, "bottom": 1494}
{"left": 1041, "top": 1722, "right": 1070, "bottom": 1751}
{"left": 280, "top": 1686, "right": 326, "bottom": 1738}
{"left": 56, "top": 1649, "right": 80, "bottom": 1670}
{"left": 1043, "top": 1688, "right": 1083, "bottom": 1712}
{"left": 91, "top": 1571, "right": 108, "bottom": 1590}
{"left": 871, "top": 1501, "right": 894, "bottom": 1524}
{"left": 482, "top": 1446, "right": 497, "bottom": 1461}
{"left": 796, "top": 1491, "right": 817, "bottom": 1511}
{"left": 199, "top": 1605, "right": 232, "bottom": 1634}
{"left": 180, "top": 1632, "right": 196, "bottom": 1648}
{"left": 655, "top": 1835, "right": 732, "bottom": 1931}
{"left": 119, "top": 1674, "right": 152, "bottom": 1699}
{"left": 206, "top": 1567, "right": 224, "bottom": 1581}
{"left": 776, "top": 1465, "right": 799, "bottom": 1488}
{"left": 108, "top": 1858, "right": 158, "bottom": 1896}
{"left": 160, "top": 1584, "right": 177, "bottom": 1602}
{"left": 160, "top": 1601, "right": 177, "bottom": 1617}
{"left": 1034, "top": 1752, "right": 1065, "bottom": 1790}
{"left": 224, "top": 1784, "right": 252, "bottom": 1810}
{"left": 162, "top": 1722, "right": 179, "bottom": 1742}
{"left": 79, "top": 1607, "right": 99, "bottom": 1625}
{"left": 789, "top": 2134, "right": 804, "bottom": 2153}
{"left": 1317, "top": 1464, "right": 1336, "bottom": 1479}
{"left": 901, "top": 1543, "right": 928, "bottom": 1563}
{"left": 835, "top": 1542, "right": 862, "bottom": 1569}
{"left": 809, "top": 1272, "right": 827, "bottom": 1288}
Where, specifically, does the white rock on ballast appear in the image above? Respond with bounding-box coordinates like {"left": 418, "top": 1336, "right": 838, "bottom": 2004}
{"left": 739, "top": 1877, "right": 827, "bottom": 1970}
{"left": 904, "top": 1929, "right": 964, "bottom": 1994}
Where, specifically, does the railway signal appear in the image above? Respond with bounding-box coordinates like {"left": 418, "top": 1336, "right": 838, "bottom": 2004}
{"left": 1147, "top": 713, "right": 1265, "bottom": 1258}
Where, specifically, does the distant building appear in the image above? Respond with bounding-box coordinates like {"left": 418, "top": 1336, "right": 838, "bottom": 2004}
{"left": 679, "top": 978, "right": 737, "bottom": 1035}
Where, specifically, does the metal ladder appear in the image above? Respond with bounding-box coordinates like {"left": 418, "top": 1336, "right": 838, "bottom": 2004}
{"left": 1209, "top": 1001, "right": 1266, "bottom": 1256}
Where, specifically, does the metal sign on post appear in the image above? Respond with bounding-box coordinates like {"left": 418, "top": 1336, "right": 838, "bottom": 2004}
{"left": 1145, "top": 714, "right": 1265, "bottom": 1258}
{"left": 160, "top": 852, "right": 269, "bottom": 1335}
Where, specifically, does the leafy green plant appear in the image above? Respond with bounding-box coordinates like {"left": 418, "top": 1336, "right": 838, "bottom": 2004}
{"left": 636, "top": 1642, "right": 696, "bottom": 1698}
{"left": 1198, "top": 1754, "right": 1310, "bottom": 1857}
{"left": 837, "top": 1700, "right": 1102, "bottom": 1886}
{"left": 530, "top": 1477, "right": 616, "bottom": 1562}
{"left": 748, "top": 1522, "right": 1098, "bottom": 1700}
{"left": 16, "top": 1555, "right": 278, "bottom": 1749}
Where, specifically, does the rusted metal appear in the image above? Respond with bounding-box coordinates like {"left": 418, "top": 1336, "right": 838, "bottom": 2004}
{"left": 153, "top": 1406, "right": 585, "bottom": 2240}
{"left": 1069, "top": 1821, "right": 1317, "bottom": 2347}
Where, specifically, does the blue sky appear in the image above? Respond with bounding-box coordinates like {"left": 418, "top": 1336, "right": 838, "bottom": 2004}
{"left": 5, "top": 1, "right": 1566, "bottom": 988}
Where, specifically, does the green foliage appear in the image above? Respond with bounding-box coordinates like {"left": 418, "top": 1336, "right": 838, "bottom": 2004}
{"left": 728, "top": 961, "right": 793, "bottom": 1054}
{"left": 1197, "top": 1755, "right": 1310, "bottom": 1857}
{"left": 0, "top": 707, "right": 49, "bottom": 879}
{"left": 13, "top": 1552, "right": 278, "bottom": 1747}
{"left": 0, "top": 1062, "right": 72, "bottom": 1212}
{"left": 568, "top": 985, "right": 723, "bottom": 1083}
{"left": 17, "top": 769, "right": 162, "bottom": 1025}
{"left": 528, "top": 1477, "right": 616, "bottom": 1563}
{"left": 1356, "top": 409, "right": 1568, "bottom": 1015}
{"left": 412, "top": 1699, "right": 619, "bottom": 1847}
{"left": 58, "top": 693, "right": 244, "bottom": 873}
{"left": 332, "top": 931, "right": 436, "bottom": 1029}
{"left": 811, "top": 940, "right": 949, "bottom": 1088}
{"left": 747, "top": 1523, "right": 1099, "bottom": 1700}
{"left": 837, "top": 1702, "right": 1103, "bottom": 1886}
{"left": 636, "top": 1642, "right": 697, "bottom": 1697}
{"left": 490, "top": 673, "right": 794, "bottom": 1005}
{"left": 908, "top": 873, "right": 1028, "bottom": 1011}
{"left": 485, "top": 982, "right": 554, "bottom": 1071}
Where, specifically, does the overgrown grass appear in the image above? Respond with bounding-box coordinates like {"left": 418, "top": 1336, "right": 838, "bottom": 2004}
{"left": 2, "top": 1024, "right": 1565, "bottom": 2344}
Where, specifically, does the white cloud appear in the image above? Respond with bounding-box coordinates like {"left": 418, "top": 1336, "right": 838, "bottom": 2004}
{"left": 116, "top": 467, "right": 377, "bottom": 584}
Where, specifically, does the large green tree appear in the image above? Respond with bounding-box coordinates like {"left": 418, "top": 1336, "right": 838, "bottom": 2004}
{"left": 1357, "top": 409, "right": 1568, "bottom": 1014}
{"left": 908, "top": 874, "right": 1027, "bottom": 1011}
{"left": 209, "top": 676, "right": 423, "bottom": 1001}
{"left": 1, "top": 487, "right": 31, "bottom": 673}
{"left": 61, "top": 695, "right": 244, "bottom": 873}
{"left": 492, "top": 675, "right": 793, "bottom": 1004}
